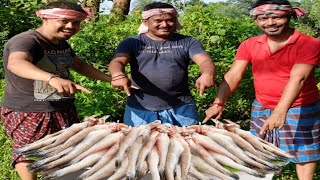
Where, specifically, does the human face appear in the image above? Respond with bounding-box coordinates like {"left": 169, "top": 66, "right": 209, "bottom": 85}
{"left": 143, "top": 13, "right": 177, "bottom": 39}
{"left": 44, "top": 18, "right": 82, "bottom": 42}
{"left": 254, "top": 14, "right": 290, "bottom": 36}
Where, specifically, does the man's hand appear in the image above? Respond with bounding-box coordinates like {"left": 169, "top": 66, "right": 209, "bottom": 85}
{"left": 195, "top": 73, "right": 215, "bottom": 96}
{"left": 202, "top": 104, "right": 223, "bottom": 123}
{"left": 111, "top": 74, "right": 132, "bottom": 96}
{"left": 49, "top": 76, "right": 92, "bottom": 95}
{"left": 259, "top": 112, "right": 286, "bottom": 135}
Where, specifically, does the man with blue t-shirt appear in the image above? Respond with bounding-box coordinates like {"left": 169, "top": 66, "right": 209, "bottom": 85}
{"left": 108, "top": 2, "right": 216, "bottom": 127}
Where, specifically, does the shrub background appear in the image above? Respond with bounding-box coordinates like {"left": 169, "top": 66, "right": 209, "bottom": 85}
{"left": 0, "top": 1, "right": 319, "bottom": 179}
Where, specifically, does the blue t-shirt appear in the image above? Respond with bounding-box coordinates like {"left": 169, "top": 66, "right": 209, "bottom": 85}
{"left": 116, "top": 33, "right": 207, "bottom": 111}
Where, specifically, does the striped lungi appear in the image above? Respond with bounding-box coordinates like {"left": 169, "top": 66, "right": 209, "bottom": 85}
{"left": 0, "top": 106, "right": 79, "bottom": 167}
{"left": 249, "top": 100, "right": 320, "bottom": 163}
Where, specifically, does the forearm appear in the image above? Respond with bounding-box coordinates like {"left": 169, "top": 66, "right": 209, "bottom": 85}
{"left": 198, "top": 59, "right": 216, "bottom": 75}
{"left": 72, "top": 61, "right": 111, "bottom": 82}
{"left": 273, "top": 64, "right": 315, "bottom": 114}
{"left": 273, "top": 77, "right": 306, "bottom": 114}
{"left": 108, "top": 61, "right": 127, "bottom": 77}
{"left": 7, "top": 58, "right": 54, "bottom": 82}
{"left": 214, "top": 72, "right": 242, "bottom": 104}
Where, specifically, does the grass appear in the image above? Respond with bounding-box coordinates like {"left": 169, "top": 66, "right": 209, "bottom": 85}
{"left": 0, "top": 124, "right": 19, "bottom": 179}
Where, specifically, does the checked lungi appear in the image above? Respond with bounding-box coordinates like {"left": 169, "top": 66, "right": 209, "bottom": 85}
{"left": 1, "top": 106, "right": 79, "bottom": 167}
{"left": 249, "top": 99, "right": 320, "bottom": 163}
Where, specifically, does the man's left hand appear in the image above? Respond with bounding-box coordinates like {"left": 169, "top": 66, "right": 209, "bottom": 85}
{"left": 195, "top": 73, "right": 215, "bottom": 96}
{"left": 260, "top": 112, "right": 286, "bottom": 135}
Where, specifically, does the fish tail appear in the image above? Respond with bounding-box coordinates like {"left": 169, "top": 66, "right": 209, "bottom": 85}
{"left": 253, "top": 172, "right": 266, "bottom": 178}
{"left": 27, "top": 163, "right": 41, "bottom": 171}
{"left": 42, "top": 151, "right": 55, "bottom": 158}
{"left": 24, "top": 150, "right": 42, "bottom": 157}
{"left": 76, "top": 174, "right": 85, "bottom": 180}
{"left": 136, "top": 170, "right": 142, "bottom": 179}
{"left": 115, "top": 159, "right": 122, "bottom": 168}
{"left": 159, "top": 171, "right": 165, "bottom": 180}
{"left": 126, "top": 176, "right": 135, "bottom": 180}
{"left": 30, "top": 164, "right": 49, "bottom": 172}
{"left": 42, "top": 173, "right": 56, "bottom": 180}
{"left": 230, "top": 172, "right": 240, "bottom": 180}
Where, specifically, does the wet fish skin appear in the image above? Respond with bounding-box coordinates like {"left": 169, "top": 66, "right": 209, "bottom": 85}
{"left": 147, "top": 147, "right": 160, "bottom": 180}
{"left": 209, "top": 151, "right": 265, "bottom": 178}
{"left": 115, "top": 125, "right": 146, "bottom": 168}
{"left": 43, "top": 150, "right": 107, "bottom": 179}
{"left": 191, "top": 132, "right": 245, "bottom": 165}
{"left": 244, "top": 151, "right": 281, "bottom": 170}
{"left": 28, "top": 147, "right": 74, "bottom": 171}
{"left": 136, "top": 130, "right": 160, "bottom": 177}
{"left": 165, "top": 135, "right": 184, "bottom": 180}
{"left": 83, "top": 157, "right": 117, "bottom": 180}
{"left": 191, "top": 155, "right": 235, "bottom": 180}
{"left": 33, "top": 129, "right": 111, "bottom": 171}
{"left": 188, "top": 138, "right": 239, "bottom": 179}
{"left": 258, "top": 138, "right": 294, "bottom": 159}
{"left": 206, "top": 132, "right": 271, "bottom": 170}
{"left": 126, "top": 128, "right": 151, "bottom": 180}
{"left": 16, "top": 130, "right": 63, "bottom": 154}
{"left": 70, "top": 131, "right": 124, "bottom": 164}
{"left": 78, "top": 142, "right": 120, "bottom": 179}
{"left": 156, "top": 129, "right": 170, "bottom": 179}
{"left": 107, "top": 157, "right": 129, "bottom": 180}
{"left": 177, "top": 134, "right": 191, "bottom": 180}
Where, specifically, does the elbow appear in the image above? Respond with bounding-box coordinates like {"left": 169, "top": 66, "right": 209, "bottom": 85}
{"left": 7, "top": 61, "right": 18, "bottom": 74}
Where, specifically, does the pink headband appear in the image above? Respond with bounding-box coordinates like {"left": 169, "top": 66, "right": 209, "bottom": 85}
{"left": 142, "top": 8, "right": 178, "bottom": 20}
{"left": 249, "top": 4, "right": 307, "bottom": 18}
{"left": 138, "top": 8, "right": 182, "bottom": 34}
{"left": 36, "top": 8, "right": 94, "bottom": 21}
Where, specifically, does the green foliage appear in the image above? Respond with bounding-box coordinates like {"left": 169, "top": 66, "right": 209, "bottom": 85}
{"left": 180, "top": 3, "right": 260, "bottom": 119}
{"left": 72, "top": 70, "right": 127, "bottom": 121}
{"left": 299, "top": 0, "right": 320, "bottom": 37}
{"left": 69, "top": 15, "right": 140, "bottom": 65}
{"left": 0, "top": 0, "right": 43, "bottom": 79}
{"left": 0, "top": 1, "right": 319, "bottom": 178}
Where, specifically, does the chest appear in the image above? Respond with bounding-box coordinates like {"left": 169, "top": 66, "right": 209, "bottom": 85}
{"left": 133, "top": 41, "right": 190, "bottom": 67}
{"left": 267, "top": 40, "right": 289, "bottom": 54}
{"left": 251, "top": 43, "right": 297, "bottom": 69}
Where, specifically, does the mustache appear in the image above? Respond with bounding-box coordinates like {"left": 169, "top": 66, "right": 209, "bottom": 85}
{"left": 264, "top": 25, "right": 281, "bottom": 28}
{"left": 61, "top": 28, "right": 76, "bottom": 31}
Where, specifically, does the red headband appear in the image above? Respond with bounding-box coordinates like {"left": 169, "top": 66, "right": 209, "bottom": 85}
{"left": 36, "top": 8, "right": 93, "bottom": 21}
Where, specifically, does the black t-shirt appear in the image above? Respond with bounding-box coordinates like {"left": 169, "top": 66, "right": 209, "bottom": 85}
{"left": 2, "top": 30, "right": 75, "bottom": 112}
{"left": 115, "top": 33, "right": 207, "bottom": 110}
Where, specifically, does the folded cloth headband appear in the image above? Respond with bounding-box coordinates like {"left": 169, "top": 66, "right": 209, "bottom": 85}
{"left": 142, "top": 8, "right": 178, "bottom": 20}
{"left": 249, "top": 4, "right": 307, "bottom": 18}
{"left": 138, "top": 8, "right": 182, "bottom": 34}
{"left": 36, "top": 8, "right": 94, "bottom": 21}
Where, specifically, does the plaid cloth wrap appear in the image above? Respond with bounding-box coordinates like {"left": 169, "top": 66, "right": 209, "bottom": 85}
{"left": 249, "top": 100, "right": 320, "bottom": 163}
{"left": 0, "top": 106, "right": 79, "bottom": 167}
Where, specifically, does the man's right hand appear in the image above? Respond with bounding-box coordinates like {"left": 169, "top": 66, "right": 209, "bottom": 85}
{"left": 202, "top": 104, "right": 224, "bottom": 123}
{"left": 111, "top": 75, "right": 132, "bottom": 96}
{"left": 48, "top": 76, "right": 92, "bottom": 95}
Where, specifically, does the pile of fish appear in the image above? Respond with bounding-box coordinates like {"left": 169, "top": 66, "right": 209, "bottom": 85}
{"left": 16, "top": 115, "right": 293, "bottom": 180}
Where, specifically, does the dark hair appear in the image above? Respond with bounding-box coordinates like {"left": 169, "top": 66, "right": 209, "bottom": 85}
{"left": 43, "top": 1, "right": 85, "bottom": 13}
{"left": 251, "top": 0, "right": 291, "bottom": 8}
{"left": 251, "top": 0, "right": 296, "bottom": 18}
{"left": 143, "top": 2, "right": 175, "bottom": 11}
